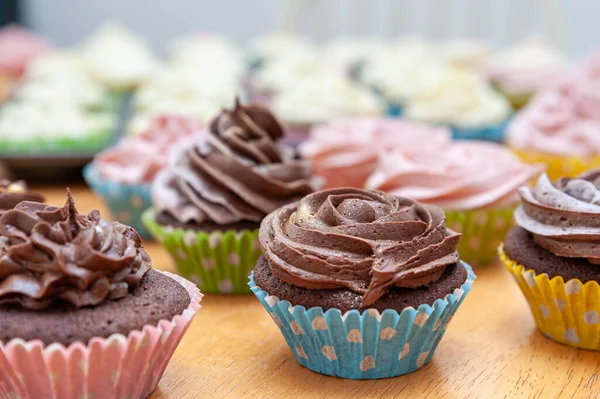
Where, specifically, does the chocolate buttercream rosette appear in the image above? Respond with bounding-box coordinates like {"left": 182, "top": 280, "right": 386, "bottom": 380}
{"left": 144, "top": 99, "right": 321, "bottom": 294}
{"left": 500, "top": 169, "right": 600, "bottom": 350}
{"left": 0, "top": 193, "right": 202, "bottom": 399}
{"left": 250, "top": 188, "right": 475, "bottom": 379}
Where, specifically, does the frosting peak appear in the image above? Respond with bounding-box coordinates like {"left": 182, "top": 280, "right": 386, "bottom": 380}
{"left": 259, "top": 188, "right": 460, "bottom": 307}
{"left": 0, "top": 192, "right": 151, "bottom": 309}
{"left": 515, "top": 170, "right": 600, "bottom": 263}
{"left": 152, "top": 99, "right": 321, "bottom": 225}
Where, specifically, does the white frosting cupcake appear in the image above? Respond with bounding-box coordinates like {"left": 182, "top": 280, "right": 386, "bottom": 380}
{"left": 249, "top": 33, "right": 316, "bottom": 64}
{"left": 324, "top": 37, "right": 390, "bottom": 66}
{"left": 80, "top": 22, "right": 159, "bottom": 90}
{"left": 405, "top": 68, "right": 511, "bottom": 128}
{"left": 436, "top": 39, "right": 491, "bottom": 69}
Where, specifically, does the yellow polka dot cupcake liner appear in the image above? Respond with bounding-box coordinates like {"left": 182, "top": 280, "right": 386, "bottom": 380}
{"left": 249, "top": 262, "right": 475, "bottom": 379}
{"left": 143, "top": 209, "right": 262, "bottom": 295}
{"left": 445, "top": 207, "right": 515, "bottom": 266}
{"left": 499, "top": 245, "right": 600, "bottom": 350}
{"left": 511, "top": 147, "right": 600, "bottom": 181}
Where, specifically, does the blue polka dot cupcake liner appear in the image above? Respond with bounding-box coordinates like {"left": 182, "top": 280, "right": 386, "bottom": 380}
{"left": 450, "top": 118, "right": 510, "bottom": 143}
{"left": 385, "top": 102, "right": 404, "bottom": 117}
{"left": 445, "top": 206, "right": 515, "bottom": 266}
{"left": 83, "top": 163, "right": 153, "bottom": 239}
{"left": 249, "top": 262, "right": 475, "bottom": 379}
{"left": 142, "top": 209, "right": 262, "bottom": 295}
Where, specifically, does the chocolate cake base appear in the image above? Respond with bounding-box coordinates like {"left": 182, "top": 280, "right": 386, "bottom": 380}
{"left": 156, "top": 211, "right": 260, "bottom": 233}
{"left": 253, "top": 257, "right": 468, "bottom": 313}
{"left": 504, "top": 226, "right": 600, "bottom": 283}
{"left": 0, "top": 270, "right": 191, "bottom": 346}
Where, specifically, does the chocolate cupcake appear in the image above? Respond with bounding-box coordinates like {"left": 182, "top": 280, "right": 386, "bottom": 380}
{"left": 0, "top": 192, "right": 201, "bottom": 399}
{"left": 250, "top": 188, "right": 475, "bottom": 379}
{"left": 143, "top": 99, "right": 321, "bottom": 294}
{"left": 500, "top": 169, "right": 600, "bottom": 350}
{"left": 0, "top": 179, "right": 44, "bottom": 215}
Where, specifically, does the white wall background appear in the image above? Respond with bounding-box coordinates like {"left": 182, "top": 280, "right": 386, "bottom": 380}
{"left": 22, "top": 0, "right": 600, "bottom": 58}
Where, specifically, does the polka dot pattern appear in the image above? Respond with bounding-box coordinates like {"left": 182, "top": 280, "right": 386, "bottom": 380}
{"left": 379, "top": 327, "right": 396, "bottom": 340}
{"left": 218, "top": 280, "right": 233, "bottom": 294}
{"left": 312, "top": 317, "right": 328, "bottom": 331}
{"left": 584, "top": 310, "right": 599, "bottom": 325}
{"left": 347, "top": 329, "right": 362, "bottom": 343}
{"left": 398, "top": 343, "right": 410, "bottom": 360}
{"left": 417, "top": 352, "right": 430, "bottom": 367}
{"left": 360, "top": 356, "right": 376, "bottom": 372}
{"left": 539, "top": 305, "right": 550, "bottom": 318}
{"left": 322, "top": 346, "right": 337, "bottom": 361}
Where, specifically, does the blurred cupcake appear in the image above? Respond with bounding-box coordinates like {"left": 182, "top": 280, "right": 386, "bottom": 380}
{"left": 0, "top": 192, "right": 201, "bottom": 398}
{"left": 500, "top": 170, "right": 600, "bottom": 349}
{"left": 0, "top": 179, "right": 44, "bottom": 215}
{"left": 143, "top": 99, "right": 321, "bottom": 294}
{"left": 487, "top": 37, "right": 566, "bottom": 109}
{"left": 507, "top": 88, "right": 600, "bottom": 180}
{"left": 436, "top": 38, "right": 491, "bottom": 70}
{"left": 247, "top": 33, "right": 315, "bottom": 70}
{"left": 299, "top": 118, "right": 450, "bottom": 189}
{"left": 0, "top": 72, "right": 13, "bottom": 104}
{"left": 323, "top": 36, "right": 389, "bottom": 73}
{"left": 367, "top": 141, "right": 543, "bottom": 265}
{"left": 404, "top": 68, "right": 512, "bottom": 142}
{"left": 85, "top": 115, "right": 203, "bottom": 238}
{"left": 0, "top": 24, "right": 51, "bottom": 79}
{"left": 251, "top": 188, "right": 475, "bottom": 379}
{"left": 270, "top": 75, "right": 385, "bottom": 145}
{"left": 80, "top": 22, "right": 159, "bottom": 91}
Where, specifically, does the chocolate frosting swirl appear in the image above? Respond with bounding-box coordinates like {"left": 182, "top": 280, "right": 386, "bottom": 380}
{"left": 259, "top": 188, "right": 461, "bottom": 307}
{"left": 515, "top": 169, "right": 600, "bottom": 263}
{"left": 0, "top": 192, "right": 151, "bottom": 310}
{"left": 152, "top": 99, "right": 321, "bottom": 225}
{"left": 0, "top": 180, "right": 44, "bottom": 215}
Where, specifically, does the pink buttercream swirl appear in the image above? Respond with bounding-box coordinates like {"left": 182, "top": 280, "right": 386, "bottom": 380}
{"left": 299, "top": 118, "right": 451, "bottom": 189}
{"left": 366, "top": 141, "right": 543, "bottom": 211}
{"left": 0, "top": 24, "right": 51, "bottom": 78}
{"left": 94, "top": 115, "right": 204, "bottom": 184}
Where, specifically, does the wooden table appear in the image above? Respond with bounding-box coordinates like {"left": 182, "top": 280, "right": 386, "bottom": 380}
{"left": 37, "top": 185, "right": 600, "bottom": 399}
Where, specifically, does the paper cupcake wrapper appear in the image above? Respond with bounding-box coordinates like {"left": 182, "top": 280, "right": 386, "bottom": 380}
{"left": 0, "top": 272, "right": 201, "bottom": 399}
{"left": 499, "top": 246, "right": 600, "bottom": 350}
{"left": 445, "top": 206, "right": 515, "bottom": 266}
{"left": 83, "top": 163, "right": 153, "bottom": 240}
{"left": 511, "top": 147, "right": 600, "bottom": 181}
{"left": 249, "top": 262, "right": 475, "bottom": 379}
{"left": 142, "top": 209, "right": 262, "bottom": 295}
{"left": 0, "top": 129, "right": 114, "bottom": 155}
{"left": 385, "top": 103, "right": 404, "bottom": 117}
{"left": 450, "top": 119, "right": 509, "bottom": 143}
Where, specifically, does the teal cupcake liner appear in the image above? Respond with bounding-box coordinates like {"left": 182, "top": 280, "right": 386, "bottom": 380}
{"left": 450, "top": 118, "right": 510, "bottom": 143}
{"left": 445, "top": 206, "right": 516, "bottom": 266}
{"left": 250, "top": 262, "right": 475, "bottom": 379}
{"left": 143, "top": 209, "right": 262, "bottom": 294}
{"left": 83, "top": 163, "right": 153, "bottom": 239}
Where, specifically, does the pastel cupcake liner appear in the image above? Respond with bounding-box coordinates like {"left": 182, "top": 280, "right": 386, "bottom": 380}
{"left": 142, "top": 209, "right": 262, "bottom": 295}
{"left": 450, "top": 119, "right": 509, "bottom": 143}
{"left": 385, "top": 103, "right": 404, "bottom": 117}
{"left": 0, "top": 129, "right": 114, "bottom": 155}
{"left": 510, "top": 147, "right": 600, "bottom": 181}
{"left": 499, "top": 246, "right": 600, "bottom": 350}
{"left": 83, "top": 163, "right": 153, "bottom": 240}
{"left": 445, "top": 206, "right": 515, "bottom": 266}
{"left": 0, "top": 272, "right": 202, "bottom": 399}
{"left": 249, "top": 262, "right": 475, "bottom": 379}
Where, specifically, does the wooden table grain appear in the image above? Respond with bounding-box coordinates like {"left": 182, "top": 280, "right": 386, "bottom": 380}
{"left": 38, "top": 184, "right": 600, "bottom": 399}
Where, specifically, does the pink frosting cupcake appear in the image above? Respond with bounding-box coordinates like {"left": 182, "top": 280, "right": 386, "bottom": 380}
{"left": 366, "top": 140, "right": 543, "bottom": 264}
{"left": 299, "top": 118, "right": 451, "bottom": 189}
{"left": 0, "top": 24, "right": 51, "bottom": 79}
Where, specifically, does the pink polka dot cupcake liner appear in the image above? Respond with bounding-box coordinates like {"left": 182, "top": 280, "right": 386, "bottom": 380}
{"left": 83, "top": 164, "right": 153, "bottom": 240}
{"left": 143, "top": 209, "right": 262, "bottom": 295}
{"left": 445, "top": 206, "right": 516, "bottom": 266}
{"left": 0, "top": 272, "right": 202, "bottom": 399}
{"left": 500, "top": 246, "right": 600, "bottom": 350}
{"left": 249, "top": 262, "right": 475, "bottom": 379}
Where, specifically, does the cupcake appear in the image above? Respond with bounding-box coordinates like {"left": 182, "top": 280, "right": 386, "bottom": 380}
{"left": 247, "top": 33, "right": 316, "bottom": 70}
{"left": 366, "top": 141, "right": 543, "bottom": 265}
{"left": 250, "top": 188, "right": 475, "bottom": 379}
{"left": 500, "top": 170, "right": 600, "bottom": 349}
{"left": 507, "top": 88, "right": 600, "bottom": 180}
{"left": 487, "top": 37, "right": 566, "bottom": 109}
{"left": 143, "top": 99, "right": 321, "bottom": 294}
{"left": 0, "top": 24, "right": 51, "bottom": 79}
{"left": 299, "top": 118, "right": 450, "bottom": 189}
{"left": 0, "top": 192, "right": 201, "bottom": 398}
{"left": 270, "top": 75, "right": 385, "bottom": 145}
{"left": 0, "top": 179, "right": 44, "bottom": 214}
{"left": 436, "top": 38, "right": 491, "bottom": 70}
{"left": 84, "top": 115, "right": 203, "bottom": 239}
{"left": 404, "top": 68, "right": 512, "bottom": 142}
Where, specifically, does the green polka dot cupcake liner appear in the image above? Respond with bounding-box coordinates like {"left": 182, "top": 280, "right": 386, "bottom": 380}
{"left": 83, "top": 163, "right": 153, "bottom": 239}
{"left": 249, "top": 262, "right": 475, "bottom": 379}
{"left": 142, "top": 209, "right": 262, "bottom": 295}
{"left": 445, "top": 206, "right": 516, "bottom": 266}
